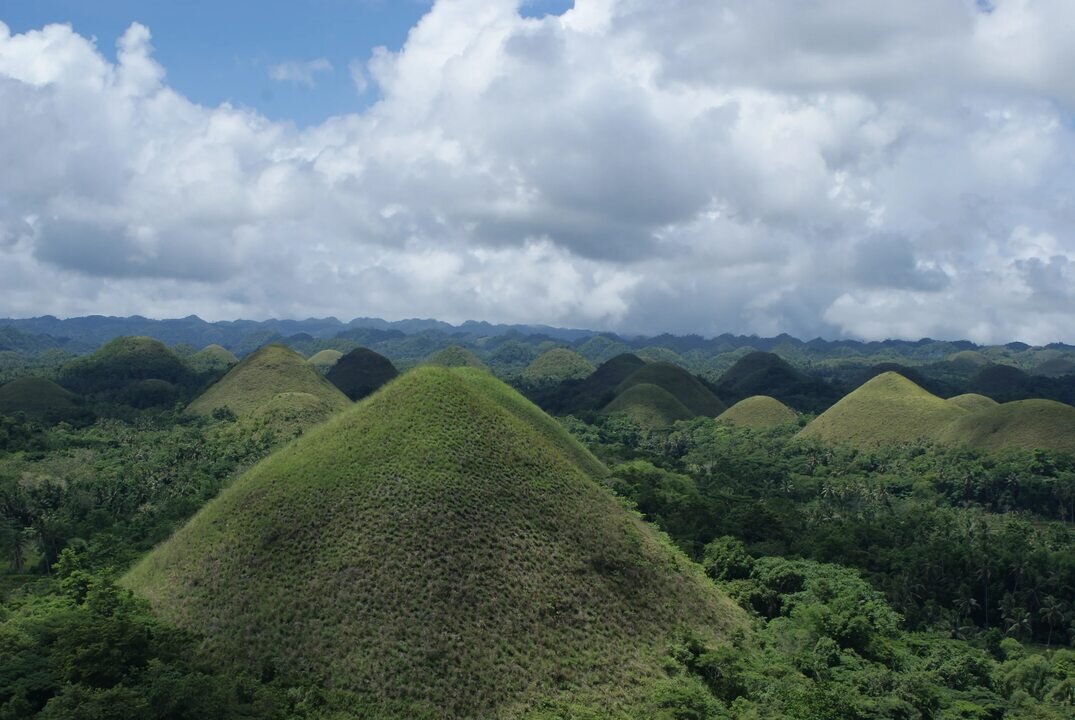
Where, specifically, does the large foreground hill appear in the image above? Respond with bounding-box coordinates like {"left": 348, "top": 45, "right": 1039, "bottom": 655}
{"left": 126, "top": 367, "right": 745, "bottom": 718}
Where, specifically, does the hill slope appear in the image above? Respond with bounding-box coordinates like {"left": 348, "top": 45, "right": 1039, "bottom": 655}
{"left": 325, "top": 347, "right": 399, "bottom": 401}
{"left": 798, "top": 372, "right": 966, "bottom": 448}
{"left": 715, "top": 351, "right": 840, "bottom": 413}
{"left": 190, "top": 344, "right": 238, "bottom": 372}
{"left": 186, "top": 345, "right": 349, "bottom": 418}
{"left": 717, "top": 395, "right": 797, "bottom": 428}
{"left": 946, "top": 393, "right": 999, "bottom": 413}
{"left": 126, "top": 367, "right": 744, "bottom": 718}
{"left": 0, "top": 377, "right": 93, "bottom": 424}
{"left": 307, "top": 349, "right": 343, "bottom": 370}
{"left": 424, "top": 345, "right": 488, "bottom": 370}
{"left": 602, "top": 383, "right": 696, "bottom": 429}
{"left": 940, "top": 400, "right": 1075, "bottom": 454}
{"left": 58, "top": 336, "right": 191, "bottom": 395}
{"left": 617, "top": 362, "right": 726, "bottom": 416}
{"left": 521, "top": 348, "right": 595, "bottom": 385}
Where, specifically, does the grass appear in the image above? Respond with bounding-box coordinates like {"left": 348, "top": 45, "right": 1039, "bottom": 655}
{"left": 190, "top": 344, "right": 238, "bottom": 372}
{"left": 186, "top": 344, "right": 350, "bottom": 418}
{"left": 521, "top": 348, "right": 595, "bottom": 384}
{"left": 797, "top": 372, "right": 967, "bottom": 448}
{"left": 325, "top": 347, "right": 399, "bottom": 401}
{"left": 0, "top": 377, "right": 93, "bottom": 424}
{"left": 940, "top": 399, "right": 1075, "bottom": 454}
{"left": 717, "top": 395, "right": 797, "bottom": 428}
{"left": 946, "top": 393, "right": 999, "bottom": 412}
{"left": 58, "top": 336, "right": 191, "bottom": 395}
{"left": 126, "top": 367, "right": 745, "bottom": 718}
{"left": 424, "top": 345, "right": 488, "bottom": 370}
{"left": 306, "top": 349, "right": 343, "bottom": 369}
{"left": 602, "top": 383, "right": 696, "bottom": 429}
{"left": 616, "top": 362, "right": 726, "bottom": 416}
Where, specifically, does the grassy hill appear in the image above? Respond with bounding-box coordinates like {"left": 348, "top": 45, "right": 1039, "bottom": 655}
{"left": 947, "top": 350, "right": 992, "bottom": 370}
{"left": 617, "top": 362, "right": 726, "bottom": 416}
{"left": 532, "top": 352, "right": 647, "bottom": 414}
{"left": 946, "top": 393, "right": 999, "bottom": 413}
{"left": 186, "top": 345, "right": 350, "bottom": 418}
{"left": 1035, "top": 357, "right": 1075, "bottom": 378}
{"left": 325, "top": 347, "right": 399, "bottom": 401}
{"left": 126, "top": 367, "right": 744, "bottom": 718}
{"left": 0, "top": 377, "right": 94, "bottom": 425}
{"left": 58, "top": 336, "right": 192, "bottom": 396}
{"left": 189, "top": 344, "right": 238, "bottom": 372}
{"left": 715, "top": 351, "right": 840, "bottom": 413}
{"left": 601, "top": 383, "right": 696, "bottom": 429}
{"left": 940, "top": 400, "right": 1075, "bottom": 454}
{"left": 717, "top": 395, "right": 797, "bottom": 428}
{"left": 307, "top": 349, "right": 343, "bottom": 371}
{"left": 521, "top": 347, "right": 595, "bottom": 385}
{"left": 970, "top": 364, "right": 1035, "bottom": 400}
{"left": 424, "top": 345, "right": 488, "bottom": 370}
{"left": 798, "top": 372, "right": 966, "bottom": 448}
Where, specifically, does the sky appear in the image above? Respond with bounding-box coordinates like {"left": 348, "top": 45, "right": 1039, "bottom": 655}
{"left": 1, "top": 0, "right": 1074, "bottom": 344}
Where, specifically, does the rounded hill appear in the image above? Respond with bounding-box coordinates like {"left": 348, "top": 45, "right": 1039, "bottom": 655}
{"left": 126, "top": 367, "right": 744, "bottom": 718}
{"left": 715, "top": 351, "right": 840, "bottom": 413}
{"left": 0, "top": 377, "right": 94, "bottom": 425}
{"left": 325, "top": 347, "right": 399, "bottom": 401}
{"left": 521, "top": 347, "right": 595, "bottom": 385}
{"left": 190, "top": 344, "right": 238, "bottom": 372}
{"left": 186, "top": 344, "right": 350, "bottom": 418}
{"left": 307, "top": 349, "right": 343, "bottom": 370}
{"left": 940, "top": 399, "right": 1075, "bottom": 455}
{"left": 424, "top": 344, "right": 488, "bottom": 370}
{"left": 616, "top": 362, "right": 726, "bottom": 416}
{"left": 946, "top": 393, "right": 999, "bottom": 413}
{"left": 58, "top": 336, "right": 191, "bottom": 396}
{"left": 797, "top": 372, "right": 966, "bottom": 448}
{"left": 601, "top": 383, "right": 696, "bottom": 429}
{"left": 717, "top": 395, "right": 797, "bottom": 428}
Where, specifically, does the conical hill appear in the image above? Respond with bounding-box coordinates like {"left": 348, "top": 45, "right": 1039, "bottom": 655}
{"left": 797, "top": 372, "right": 966, "bottom": 447}
{"left": 940, "top": 399, "right": 1075, "bottom": 454}
{"left": 185, "top": 344, "right": 349, "bottom": 418}
{"left": 521, "top": 347, "right": 595, "bottom": 385}
{"left": 325, "top": 347, "right": 399, "bottom": 401}
{"left": 424, "top": 344, "right": 488, "bottom": 369}
{"left": 601, "top": 383, "right": 695, "bottom": 429}
{"left": 190, "top": 344, "right": 238, "bottom": 371}
{"left": 946, "top": 393, "right": 999, "bottom": 413}
{"left": 718, "top": 395, "right": 797, "bottom": 428}
{"left": 306, "top": 348, "right": 344, "bottom": 370}
{"left": 0, "top": 377, "right": 94, "bottom": 425}
{"left": 616, "top": 362, "right": 726, "bottom": 416}
{"left": 126, "top": 367, "right": 744, "bottom": 718}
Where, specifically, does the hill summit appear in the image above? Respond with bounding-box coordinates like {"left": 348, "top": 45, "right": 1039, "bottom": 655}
{"left": 718, "top": 395, "right": 797, "bottom": 428}
{"left": 127, "top": 367, "right": 744, "bottom": 718}
{"left": 325, "top": 347, "right": 399, "bottom": 401}
{"left": 185, "top": 344, "right": 349, "bottom": 418}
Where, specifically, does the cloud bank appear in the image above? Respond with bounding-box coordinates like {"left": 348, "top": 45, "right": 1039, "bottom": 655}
{"left": 1, "top": 0, "right": 1074, "bottom": 343}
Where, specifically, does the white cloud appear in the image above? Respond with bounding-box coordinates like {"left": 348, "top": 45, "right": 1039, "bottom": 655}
{"left": 1, "top": 1, "right": 1075, "bottom": 343}
{"left": 268, "top": 57, "right": 333, "bottom": 87}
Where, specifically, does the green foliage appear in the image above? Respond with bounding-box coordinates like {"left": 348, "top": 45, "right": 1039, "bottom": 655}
{"left": 717, "top": 396, "right": 797, "bottom": 428}
{"left": 715, "top": 352, "right": 841, "bottom": 414}
{"left": 522, "top": 348, "right": 595, "bottom": 385}
{"left": 58, "top": 338, "right": 193, "bottom": 400}
{"left": 126, "top": 367, "right": 745, "bottom": 718}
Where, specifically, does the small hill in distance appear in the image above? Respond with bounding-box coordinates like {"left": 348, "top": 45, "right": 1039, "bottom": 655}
{"left": 1035, "top": 357, "right": 1075, "bottom": 378}
{"left": 307, "top": 349, "right": 343, "bottom": 371}
{"left": 946, "top": 393, "right": 999, "bottom": 413}
{"left": 947, "top": 350, "right": 992, "bottom": 370}
{"left": 716, "top": 351, "right": 840, "bottom": 413}
{"left": 189, "top": 344, "right": 238, "bottom": 372}
{"left": 424, "top": 344, "right": 488, "bottom": 370}
{"left": 126, "top": 367, "right": 744, "bottom": 718}
{"left": 602, "top": 383, "right": 696, "bottom": 429}
{"left": 616, "top": 361, "right": 726, "bottom": 416}
{"left": 0, "top": 377, "right": 94, "bottom": 425}
{"left": 970, "top": 364, "right": 1035, "bottom": 401}
{"left": 325, "top": 347, "right": 399, "bottom": 401}
{"left": 521, "top": 347, "right": 595, "bottom": 385}
{"left": 717, "top": 395, "right": 797, "bottom": 428}
{"left": 58, "top": 336, "right": 192, "bottom": 398}
{"left": 798, "top": 372, "right": 966, "bottom": 448}
{"left": 186, "top": 344, "right": 350, "bottom": 418}
{"left": 940, "top": 399, "right": 1075, "bottom": 455}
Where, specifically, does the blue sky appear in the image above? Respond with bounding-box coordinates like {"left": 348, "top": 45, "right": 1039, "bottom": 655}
{"left": 2, "top": 0, "right": 572, "bottom": 126}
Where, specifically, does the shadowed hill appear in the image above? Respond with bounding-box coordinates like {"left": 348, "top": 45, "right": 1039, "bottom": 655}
{"left": 190, "top": 344, "right": 238, "bottom": 371}
{"left": 946, "top": 394, "right": 999, "bottom": 413}
{"left": 58, "top": 336, "right": 192, "bottom": 397}
{"left": 717, "top": 396, "right": 797, "bottom": 428}
{"left": 602, "top": 383, "right": 696, "bottom": 429}
{"left": 126, "top": 367, "right": 744, "bottom": 718}
{"left": 1035, "top": 357, "right": 1075, "bottom": 378}
{"left": 307, "top": 349, "right": 343, "bottom": 371}
{"left": 535, "top": 353, "right": 647, "bottom": 415}
{"left": 940, "top": 400, "right": 1075, "bottom": 455}
{"left": 0, "top": 377, "right": 94, "bottom": 425}
{"left": 970, "top": 364, "right": 1035, "bottom": 401}
{"left": 325, "top": 347, "right": 399, "bottom": 401}
{"left": 716, "top": 351, "right": 840, "bottom": 413}
{"left": 186, "top": 345, "right": 350, "bottom": 418}
{"left": 617, "top": 362, "right": 726, "bottom": 416}
{"left": 521, "top": 347, "right": 595, "bottom": 385}
{"left": 424, "top": 344, "right": 488, "bottom": 369}
{"left": 798, "top": 372, "right": 966, "bottom": 448}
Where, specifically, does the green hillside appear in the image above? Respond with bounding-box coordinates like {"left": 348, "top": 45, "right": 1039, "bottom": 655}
{"left": 533, "top": 352, "right": 647, "bottom": 415}
{"left": 190, "top": 344, "right": 238, "bottom": 372}
{"left": 947, "top": 350, "right": 991, "bottom": 369}
{"left": 797, "top": 372, "right": 966, "bottom": 448}
{"left": 325, "top": 347, "right": 399, "bottom": 401}
{"left": 186, "top": 344, "right": 350, "bottom": 418}
{"left": 58, "top": 336, "right": 191, "bottom": 395}
{"left": 521, "top": 347, "right": 595, "bottom": 384}
{"left": 617, "top": 362, "right": 726, "bottom": 416}
{"left": 946, "top": 393, "right": 999, "bottom": 413}
{"left": 1036, "top": 357, "right": 1075, "bottom": 378}
{"left": 717, "top": 395, "right": 797, "bottom": 428}
{"left": 940, "top": 399, "right": 1075, "bottom": 454}
{"left": 715, "top": 351, "right": 840, "bottom": 413}
{"left": 126, "top": 367, "right": 744, "bottom": 718}
{"left": 307, "top": 348, "right": 344, "bottom": 370}
{"left": 424, "top": 344, "right": 488, "bottom": 370}
{"left": 602, "top": 383, "right": 696, "bottom": 429}
{"left": 0, "top": 377, "right": 93, "bottom": 424}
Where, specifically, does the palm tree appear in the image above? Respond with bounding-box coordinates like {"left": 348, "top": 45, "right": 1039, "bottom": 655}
{"left": 1039, "top": 595, "right": 1066, "bottom": 647}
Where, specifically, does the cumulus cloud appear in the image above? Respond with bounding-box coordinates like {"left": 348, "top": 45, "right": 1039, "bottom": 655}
{"left": 268, "top": 57, "right": 333, "bottom": 87}
{"left": 1, "top": 1, "right": 1074, "bottom": 343}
